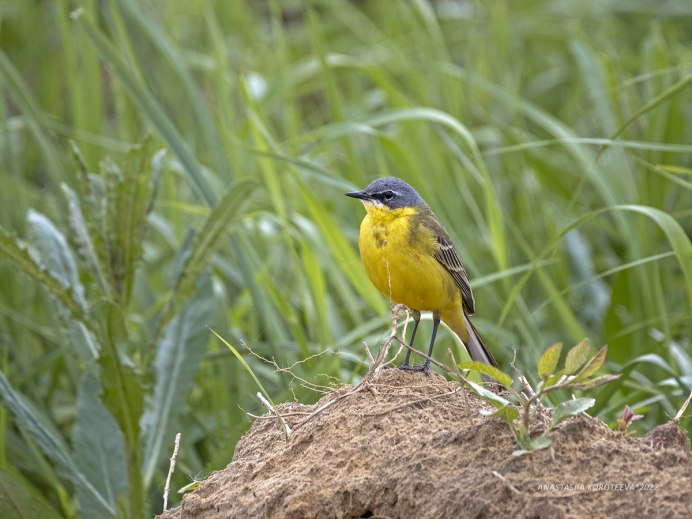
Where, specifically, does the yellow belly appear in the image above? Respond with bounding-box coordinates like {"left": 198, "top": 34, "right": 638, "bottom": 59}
{"left": 358, "top": 209, "right": 461, "bottom": 315}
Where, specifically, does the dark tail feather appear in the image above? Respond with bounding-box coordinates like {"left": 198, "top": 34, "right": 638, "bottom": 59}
{"left": 464, "top": 316, "right": 497, "bottom": 368}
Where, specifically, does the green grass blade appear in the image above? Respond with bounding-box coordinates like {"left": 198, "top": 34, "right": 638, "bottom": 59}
{"left": 117, "top": 0, "right": 233, "bottom": 181}
{"left": 209, "top": 328, "right": 284, "bottom": 434}
{"left": 72, "top": 10, "right": 215, "bottom": 205}
{"left": 157, "top": 177, "right": 258, "bottom": 334}
{"left": 0, "top": 50, "right": 65, "bottom": 183}
{"left": 608, "top": 73, "right": 692, "bottom": 143}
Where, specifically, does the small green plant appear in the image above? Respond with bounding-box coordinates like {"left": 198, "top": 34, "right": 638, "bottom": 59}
{"left": 458, "top": 339, "right": 620, "bottom": 456}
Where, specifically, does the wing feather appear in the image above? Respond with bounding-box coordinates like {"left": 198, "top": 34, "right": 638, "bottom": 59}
{"left": 415, "top": 209, "right": 476, "bottom": 315}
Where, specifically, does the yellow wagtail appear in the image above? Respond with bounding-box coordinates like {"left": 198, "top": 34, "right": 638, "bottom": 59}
{"left": 346, "top": 177, "right": 496, "bottom": 372}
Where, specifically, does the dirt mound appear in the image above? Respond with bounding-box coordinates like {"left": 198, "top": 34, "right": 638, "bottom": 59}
{"left": 159, "top": 369, "right": 691, "bottom": 518}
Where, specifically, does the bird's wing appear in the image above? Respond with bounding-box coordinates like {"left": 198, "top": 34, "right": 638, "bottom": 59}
{"left": 419, "top": 212, "right": 476, "bottom": 315}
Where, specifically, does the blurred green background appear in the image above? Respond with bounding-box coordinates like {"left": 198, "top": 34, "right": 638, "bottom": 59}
{"left": 1, "top": 0, "right": 690, "bottom": 517}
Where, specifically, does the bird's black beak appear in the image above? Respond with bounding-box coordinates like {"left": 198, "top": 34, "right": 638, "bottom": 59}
{"left": 345, "top": 190, "right": 370, "bottom": 201}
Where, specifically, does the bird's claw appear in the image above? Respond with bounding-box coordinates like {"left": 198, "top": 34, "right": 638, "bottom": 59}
{"left": 399, "top": 363, "right": 430, "bottom": 374}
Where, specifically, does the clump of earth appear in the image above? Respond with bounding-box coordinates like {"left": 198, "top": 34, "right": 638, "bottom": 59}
{"left": 159, "top": 369, "right": 690, "bottom": 518}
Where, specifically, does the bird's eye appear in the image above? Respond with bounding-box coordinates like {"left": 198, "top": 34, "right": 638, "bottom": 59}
{"left": 383, "top": 191, "right": 395, "bottom": 201}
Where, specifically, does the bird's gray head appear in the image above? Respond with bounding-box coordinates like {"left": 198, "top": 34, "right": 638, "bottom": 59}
{"left": 345, "top": 177, "right": 426, "bottom": 209}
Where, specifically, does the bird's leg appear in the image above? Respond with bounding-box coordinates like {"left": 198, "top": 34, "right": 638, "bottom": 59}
{"left": 401, "top": 311, "right": 439, "bottom": 373}
{"left": 422, "top": 315, "right": 441, "bottom": 371}
{"left": 401, "top": 309, "right": 421, "bottom": 368}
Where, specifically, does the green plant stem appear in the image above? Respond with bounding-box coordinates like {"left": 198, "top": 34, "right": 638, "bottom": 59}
{"left": 103, "top": 336, "right": 145, "bottom": 518}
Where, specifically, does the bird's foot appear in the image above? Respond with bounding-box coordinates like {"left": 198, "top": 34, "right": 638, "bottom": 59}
{"left": 399, "top": 363, "right": 430, "bottom": 374}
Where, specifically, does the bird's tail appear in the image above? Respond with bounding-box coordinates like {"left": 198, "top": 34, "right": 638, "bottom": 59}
{"left": 444, "top": 311, "right": 497, "bottom": 367}
{"left": 464, "top": 317, "right": 497, "bottom": 368}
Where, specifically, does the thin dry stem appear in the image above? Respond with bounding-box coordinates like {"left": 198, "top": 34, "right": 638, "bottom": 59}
{"left": 257, "top": 392, "right": 292, "bottom": 439}
{"left": 674, "top": 390, "right": 692, "bottom": 422}
{"left": 491, "top": 470, "right": 521, "bottom": 495}
{"left": 163, "top": 433, "right": 181, "bottom": 512}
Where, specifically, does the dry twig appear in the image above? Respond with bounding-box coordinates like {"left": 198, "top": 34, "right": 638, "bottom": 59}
{"left": 163, "top": 433, "right": 181, "bottom": 512}
{"left": 257, "top": 392, "right": 292, "bottom": 438}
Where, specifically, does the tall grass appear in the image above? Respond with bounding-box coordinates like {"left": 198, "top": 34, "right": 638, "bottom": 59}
{"left": 0, "top": 0, "right": 690, "bottom": 516}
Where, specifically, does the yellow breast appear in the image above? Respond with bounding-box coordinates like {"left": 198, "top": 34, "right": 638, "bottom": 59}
{"left": 358, "top": 203, "right": 462, "bottom": 314}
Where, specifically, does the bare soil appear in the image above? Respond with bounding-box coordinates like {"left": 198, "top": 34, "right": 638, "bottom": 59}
{"left": 159, "top": 369, "right": 691, "bottom": 518}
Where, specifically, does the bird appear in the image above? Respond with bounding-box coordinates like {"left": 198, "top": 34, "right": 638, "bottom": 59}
{"left": 346, "top": 177, "right": 496, "bottom": 372}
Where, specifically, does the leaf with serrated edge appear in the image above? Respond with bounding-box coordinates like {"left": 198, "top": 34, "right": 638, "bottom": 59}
{"left": 62, "top": 184, "right": 108, "bottom": 293}
{"left": 564, "top": 338, "right": 590, "bottom": 374}
{"left": 0, "top": 227, "right": 92, "bottom": 330}
{"left": 538, "top": 342, "right": 562, "bottom": 379}
{"left": 457, "top": 361, "right": 513, "bottom": 388}
{"left": 104, "top": 141, "right": 161, "bottom": 306}
{"left": 575, "top": 345, "right": 608, "bottom": 381}
{"left": 552, "top": 397, "right": 595, "bottom": 425}
{"left": 28, "top": 210, "right": 86, "bottom": 310}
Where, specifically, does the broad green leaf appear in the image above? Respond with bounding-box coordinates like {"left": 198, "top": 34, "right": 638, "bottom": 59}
{"left": 530, "top": 436, "right": 552, "bottom": 450}
{"left": 62, "top": 183, "right": 109, "bottom": 295}
{"left": 98, "top": 302, "right": 144, "bottom": 449}
{"left": 27, "top": 208, "right": 99, "bottom": 360}
{"left": 141, "top": 275, "right": 214, "bottom": 487}
{"left": 0, "top": 372, "right": 112, "bottom": 513}
{"left": 575, "top": 345, "right": 608, "bottom": 381}
{"left": 0, "top": 468, "right": 62, "bottom": 519}
{"left": 0, "top": 226, "right": 93, "bottom": 333}
{"left": 68, "top": 142, "right": 113, "bottom": 297}
{"left": 102, "top": 145, "right": 162, "bottom": 305}
{"left": 28, "top": 209, "right": 86, "bottom": 310}
{"left": 564, "top": 338, "right": 590, "bottom": 375}
{"left": 538, "top": 342, "right": 562, "bottom": 379}
{"left": 73, "top": 375, "right": 128, "bottom": 519}
{"left": 457, "top": 361, "right": 513, "bottom": 389}
{"left": 552, "top": 398, "right": 595, "bottom": 426}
